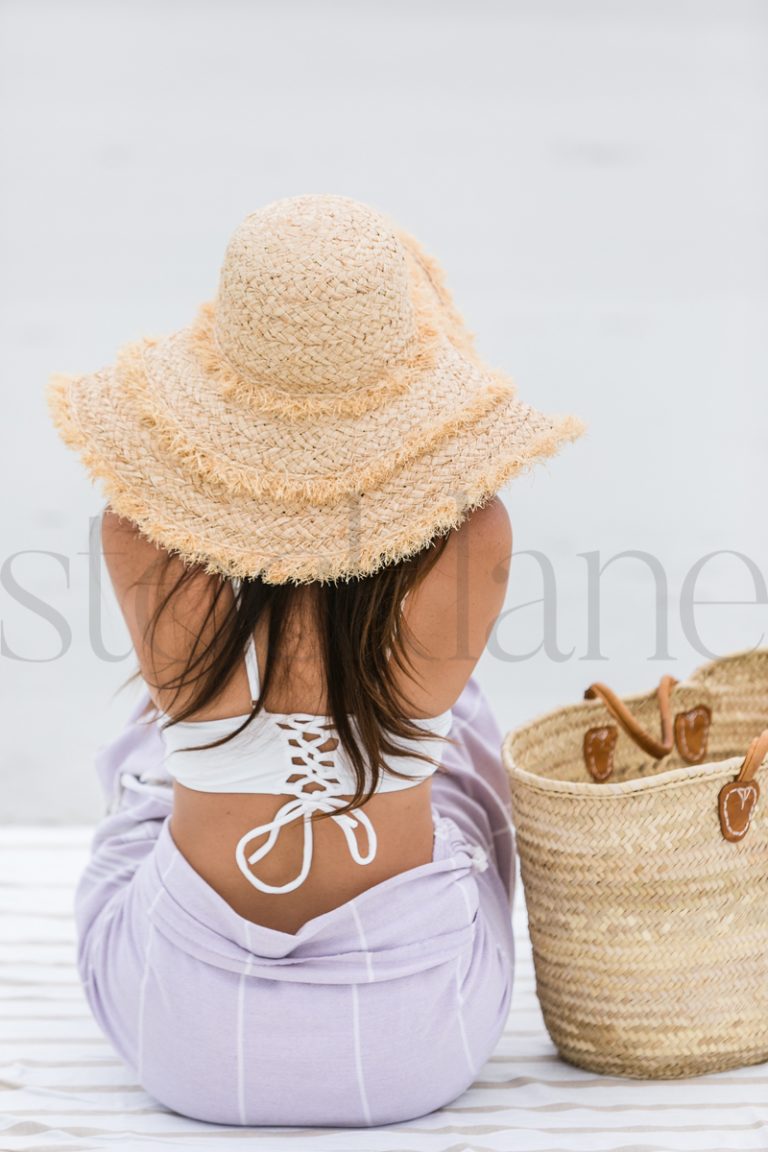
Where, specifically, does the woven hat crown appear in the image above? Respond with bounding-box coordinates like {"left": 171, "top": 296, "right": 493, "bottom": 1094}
{"left": 214, "top": 194, "right": 417, "bottom": 394}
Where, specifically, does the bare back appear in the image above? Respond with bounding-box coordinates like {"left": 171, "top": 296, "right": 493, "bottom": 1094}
{"left": 102, "top": 499, "right": 512, "bottom": 933}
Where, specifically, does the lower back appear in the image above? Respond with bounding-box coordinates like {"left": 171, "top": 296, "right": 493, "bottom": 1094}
{"left": 169, "top": 777, "right": 437, "bottom": 934}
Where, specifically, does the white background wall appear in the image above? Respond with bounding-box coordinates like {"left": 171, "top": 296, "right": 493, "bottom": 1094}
{"left": 1, "top": 0, "right": 766, "bottom": 821}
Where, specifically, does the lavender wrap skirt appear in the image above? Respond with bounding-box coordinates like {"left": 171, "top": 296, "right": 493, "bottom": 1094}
{"left": 73, "top": 676, "right": 516, "bottom": 1128}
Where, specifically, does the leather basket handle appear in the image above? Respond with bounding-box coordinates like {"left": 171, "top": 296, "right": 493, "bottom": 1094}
{"left": 584, "top": 674, "right": 679, "bottom": 760}
{"left": 718, "top": 728, "right": 768, "bottom": 842}
{"left": 737, "top": 730, "right": 768, "bottom": 784}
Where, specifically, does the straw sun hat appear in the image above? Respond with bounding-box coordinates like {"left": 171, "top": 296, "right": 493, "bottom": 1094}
{"left": 47, "top": 193, "right": 584, "bottom": 585}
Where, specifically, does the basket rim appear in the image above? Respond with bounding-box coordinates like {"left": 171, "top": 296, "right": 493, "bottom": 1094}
{"left": 502, "top": 747, "right": 760, "bottom": 797}
{"left": 501, "top": 646, "right": 768, "bottom": 751}
{"left": 502, "top": 676, "right": 715, "bottom": 752}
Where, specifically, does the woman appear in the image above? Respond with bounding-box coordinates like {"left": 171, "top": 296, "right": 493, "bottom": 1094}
{"left": 47, "top": 193, "right": 582, "bottom": 1127}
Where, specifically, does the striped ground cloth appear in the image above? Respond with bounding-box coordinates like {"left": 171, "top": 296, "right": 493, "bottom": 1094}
{"left": 2, "top": 826, "right": 767, "bottom": 1151}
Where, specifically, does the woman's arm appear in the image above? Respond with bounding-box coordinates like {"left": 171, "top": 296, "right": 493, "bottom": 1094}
{"left": 397, "top": 496, "right": 512, "bottom": 715}
{"left": 100, "top": 507, "right": 229, "bottom": 716}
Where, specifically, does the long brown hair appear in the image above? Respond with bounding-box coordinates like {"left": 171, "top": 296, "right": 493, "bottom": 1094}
{"left": 123, "top": 532, "right": 455, "bottom": 824}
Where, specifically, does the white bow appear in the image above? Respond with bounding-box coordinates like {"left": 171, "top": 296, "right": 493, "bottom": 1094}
{"left": 235, "top": 783, "right": 378, "bottom": 895}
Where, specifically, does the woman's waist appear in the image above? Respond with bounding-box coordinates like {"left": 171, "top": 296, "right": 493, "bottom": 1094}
{"left": 168, "top": 778, "right": 437, "bottom": 934}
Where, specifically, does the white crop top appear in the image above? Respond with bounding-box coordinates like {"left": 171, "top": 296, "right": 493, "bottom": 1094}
{"left": 155, "top": 579, "right": 453, "bottom": 895}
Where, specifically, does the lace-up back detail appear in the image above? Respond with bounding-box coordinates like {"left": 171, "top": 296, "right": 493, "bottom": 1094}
{"left": 279, "top": 719, "right": 340, "bottom": 780}
{"left": 157, "top": 580, "right": 453, "bottom": 894}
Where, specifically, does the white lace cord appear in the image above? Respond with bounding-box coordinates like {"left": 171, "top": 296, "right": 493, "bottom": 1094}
{"left": 235, "top": 774, "right": 378, "bottom": 895}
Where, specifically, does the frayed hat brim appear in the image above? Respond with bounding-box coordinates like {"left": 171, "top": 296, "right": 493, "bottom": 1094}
{"left": 46, "top": 196, "right": 585, "bottom": 583}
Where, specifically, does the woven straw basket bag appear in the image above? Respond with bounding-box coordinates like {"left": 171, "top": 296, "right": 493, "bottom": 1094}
{"left": 501, "top": 648, "right": 768, "bottom": 1079}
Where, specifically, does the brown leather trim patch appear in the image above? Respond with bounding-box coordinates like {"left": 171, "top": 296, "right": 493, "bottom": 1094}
{"left": 583, "top": 726, "right": 618, "bottom": 782}
{"left": 674, "top": 705, "right": 712, "bottom": 764}
{"left": 719, "top": 779, "right": 760, "bottom": 842}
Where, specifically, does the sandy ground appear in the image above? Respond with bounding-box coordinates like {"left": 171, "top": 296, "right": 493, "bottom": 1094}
{"left": 1, "top": 0, "right": 766, "bottom": 822}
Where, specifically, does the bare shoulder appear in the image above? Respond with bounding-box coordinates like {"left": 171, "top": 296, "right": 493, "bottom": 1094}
{"left": 101, "top": 506, "right": 211, "bottom": 601}
{"left": 454, "top": 495, "right": 512, "bottom": 556}
{"left": 418, "top": 496, "right": 512, "bottom": 607}
{"left": 101, "top": 506, "right": 231, "bottom": 712}
{"left": 398, "top": 497, "right": 513, "bottom": 714}
{"left": 101, "top": 507, "right": 166, "bottom": 584}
